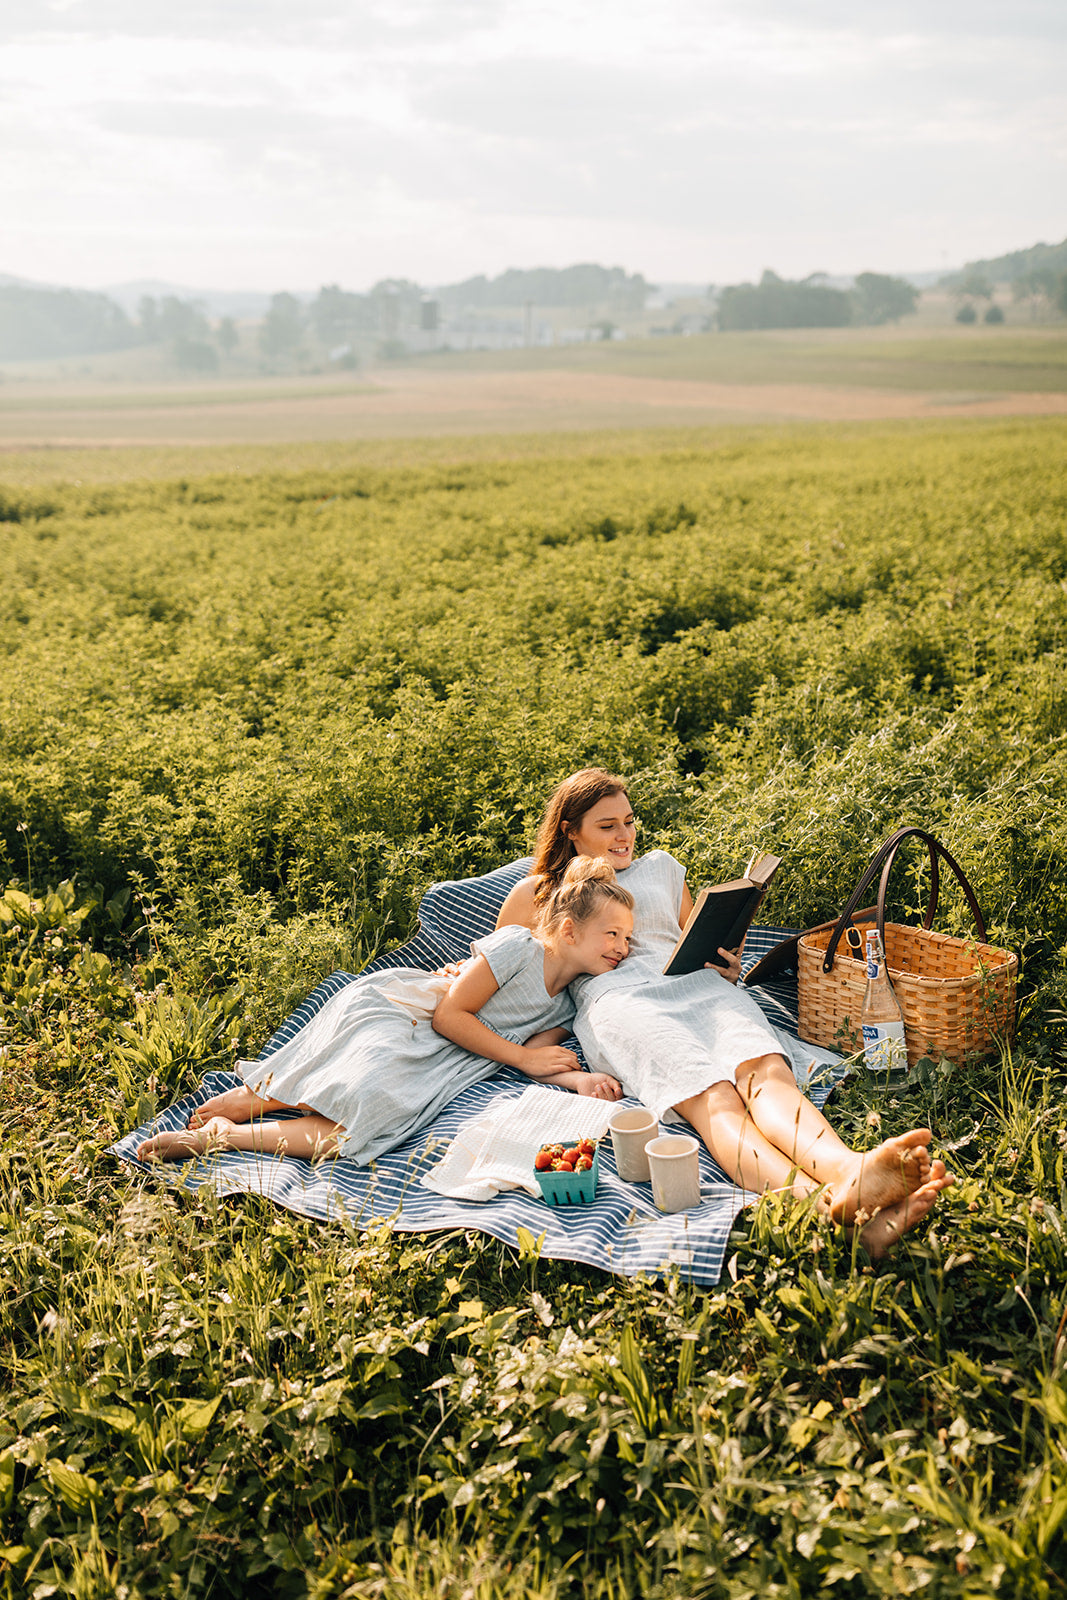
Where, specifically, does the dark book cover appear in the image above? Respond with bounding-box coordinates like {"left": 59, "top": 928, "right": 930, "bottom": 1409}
{"left": 663, "top": 855, "right": 781, "bottom": 977}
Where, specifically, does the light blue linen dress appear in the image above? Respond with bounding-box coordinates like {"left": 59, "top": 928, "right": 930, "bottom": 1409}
{"left": 238, "top": 925, "right": 574, "bottom": 1165}
{"left": 571, "top": 850, "right": 840, "bottom": 1120}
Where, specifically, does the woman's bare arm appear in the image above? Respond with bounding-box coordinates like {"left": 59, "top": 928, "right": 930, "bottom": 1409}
{"left": 495, "top": 875, "right": 541, "bottom": 930}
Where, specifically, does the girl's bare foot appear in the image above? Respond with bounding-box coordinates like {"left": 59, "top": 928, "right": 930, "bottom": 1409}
{"left": 137, "top": 1117, "right": 237, "bottom": 1163}
{"left": 189, "top": 1086, "right": 280, "bottom": 1128}
{"left": 857, "top": 1165, "right": 954, "bottom": 1260}
{"left": 830, "top": 1128, "right": 933, "bottom": 1224}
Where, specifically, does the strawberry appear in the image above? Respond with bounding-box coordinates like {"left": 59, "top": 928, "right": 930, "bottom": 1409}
{"left": 575, "top": 1155, "right": 593, "bottom": 1171}
{"left": 534, "top": 1150, "right": 553, "bottom": 1171}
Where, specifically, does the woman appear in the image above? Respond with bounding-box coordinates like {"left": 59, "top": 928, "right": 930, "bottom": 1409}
{"left": 498, "top": 769, "right": 952, "bottom": 1255}
{"left": 137, "top": 857, "right": 632, "bottom": 1165}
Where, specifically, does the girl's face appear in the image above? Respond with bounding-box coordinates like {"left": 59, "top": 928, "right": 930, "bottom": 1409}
{"left": 563, "top": 791, "right": 637, "bottom": 870}
{"left": 567, "top": 902, "right": 634, "bottom": 975}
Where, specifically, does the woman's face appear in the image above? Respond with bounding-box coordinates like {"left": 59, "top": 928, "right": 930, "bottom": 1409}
{"left": 563, "top": 791, "right": 637, "bottom": 870}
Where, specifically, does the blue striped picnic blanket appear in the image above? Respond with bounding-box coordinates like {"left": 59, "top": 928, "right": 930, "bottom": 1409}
{"left": 110, "top": 857, "right": 843, "bottom": 1285}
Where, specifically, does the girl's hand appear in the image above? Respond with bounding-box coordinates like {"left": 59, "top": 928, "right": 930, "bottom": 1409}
{"left": 520, "top": 1045, "right": 582, "bottom": 1076}
{"left": 705, "top": 948, "right": 743, "bottom": 985}
{"left": 575, "top": 1072, "right": 623, "bottom": 1100}
{"left": 434, "top": 960, "right": 470, "bottom": 980}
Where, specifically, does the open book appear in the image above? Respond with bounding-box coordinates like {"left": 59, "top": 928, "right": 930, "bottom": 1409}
{"left": 663, "top": 852, "right": 781, "bottom": 977}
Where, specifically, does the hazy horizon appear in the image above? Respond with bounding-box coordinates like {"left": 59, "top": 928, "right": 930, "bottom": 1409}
{"left": 0, "top": 263, "right": 960, "bottom": 309}
{"left": 4, "top": 0, "right": 1064, "bottom": 296}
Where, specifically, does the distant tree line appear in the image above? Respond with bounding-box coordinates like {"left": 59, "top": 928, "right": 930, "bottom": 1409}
{"left": 0, "top": 286, "right": 138, "bottom": 361}
{"left": 0, "top": 265, "right": 652, "bottom": 365}
{"left": 0, "top": 285, "right": 237, "bottom": 366}
{"left": 136, "top": 294, "right": 236, "bottom": 372}
{"left": 6, "top": 248, "right": 1064, "bottom": 364}
{"left": 941, "top": 237, "right": 1067, "bottom": 325}
{"left": 254, "top": 269, "right": 654, "bottom": 366}
{"left": 942, "top": 237, "right": 1067, "bottom": 290}
{"left": 715, "top": 270, "right": 920, "bottom": 331}
{"left": 435, "top": 264, "right": 651, "bottom": 311}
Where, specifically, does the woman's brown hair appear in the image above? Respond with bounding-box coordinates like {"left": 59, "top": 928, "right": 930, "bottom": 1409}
{"left": 531, "top": 767, "right": 630, "bottom": 904}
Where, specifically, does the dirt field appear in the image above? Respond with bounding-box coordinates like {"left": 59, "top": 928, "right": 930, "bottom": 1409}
{"left": 2, "top": 364, "right": 1066, "bottom": 451}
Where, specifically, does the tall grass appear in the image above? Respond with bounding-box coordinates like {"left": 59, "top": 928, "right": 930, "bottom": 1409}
{"left": 1, "top": 419, "right": 1065, "bottom": 1595}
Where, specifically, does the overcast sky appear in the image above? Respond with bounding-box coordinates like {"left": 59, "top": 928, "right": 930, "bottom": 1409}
{"left": 3, "top": 0, "right": 1064, "bottom": 295}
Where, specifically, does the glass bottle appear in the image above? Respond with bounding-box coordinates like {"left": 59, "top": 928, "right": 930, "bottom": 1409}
{"left": 861, "top": 929, "right": 909, "bottom": 1087}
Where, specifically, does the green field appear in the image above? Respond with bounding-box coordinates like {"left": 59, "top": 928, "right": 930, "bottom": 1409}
{"left": 408, "top": 324, "right": 1067, "bottom": 392}
{"left": 2, "top": 418, "right": 1066, "bottom": 1597}
{"left": 3, "top": 325, "right": 1064, "bottom": 458}
{"left": 0, "top": 377, "right": 379, "bottom": 414}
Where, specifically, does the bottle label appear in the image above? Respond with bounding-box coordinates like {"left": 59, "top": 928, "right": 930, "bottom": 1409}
{"left": 866, "top": 956, "right": 879, "bottom": 979}
{"left": 862, "top": 1020, "right": 907, "bottom": 1074}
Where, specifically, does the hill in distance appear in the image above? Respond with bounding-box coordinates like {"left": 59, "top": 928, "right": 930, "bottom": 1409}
{"left": 102, "top": 281, "right": 285, "bottom": 319}
{"left": 942, "top": 236, "right": 1067, "bottom": 288}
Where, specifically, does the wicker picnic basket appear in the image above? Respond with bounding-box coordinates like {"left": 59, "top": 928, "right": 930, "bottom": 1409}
{"left": 797, "top": 827, "right": 1017, "bottom": 1066}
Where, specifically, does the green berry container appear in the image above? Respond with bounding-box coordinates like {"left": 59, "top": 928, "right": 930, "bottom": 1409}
{"left": 533, "top": 1140, "right": 600, "bottom": 1206}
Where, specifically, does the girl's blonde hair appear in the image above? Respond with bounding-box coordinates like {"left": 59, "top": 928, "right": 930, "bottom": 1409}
{"left": 532, "top": 767, "right": 630, "bottom": 905}
{"left": 536, "top": 856, "right": 634, "bottom": 941}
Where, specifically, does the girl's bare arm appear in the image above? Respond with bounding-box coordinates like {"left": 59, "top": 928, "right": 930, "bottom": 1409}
{"left": 432, "top": 957, "right": 579, "bottom": 1075}
{"left": 523, "top": 1026, "right": 569, "bottom": 1049}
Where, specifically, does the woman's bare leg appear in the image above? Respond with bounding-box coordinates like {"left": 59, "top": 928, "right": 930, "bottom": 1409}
{"left": 138, "top": 1113, "right": 345, "bottom": 1163}
{"left": 675, "top": 1080, "right": 826, "bottom": 1201}
{"left": 677, "top": 1054, "right": 934, "bottom": 1221}
{"left": 189, "top": 1084, "right": 288, "bottom": 1128}
{"left": 733, "top": 1054, "right": 933, "bottom": 1223}
{"left": 677, "top": 1078, "right": 954, "bottom": 1259}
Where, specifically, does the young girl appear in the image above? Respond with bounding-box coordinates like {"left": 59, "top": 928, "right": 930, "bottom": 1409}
{"left": 136, "top": 857, "right": 634, "bottom": 1165}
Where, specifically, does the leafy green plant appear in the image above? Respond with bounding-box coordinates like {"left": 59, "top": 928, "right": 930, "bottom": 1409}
{"left": 1, "top": 419, "right": 1066, "bottom": 1595}
{"left": 110, "top": 985, "right": 244, "bottom": 1120}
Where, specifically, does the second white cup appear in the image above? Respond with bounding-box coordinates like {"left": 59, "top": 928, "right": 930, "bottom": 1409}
{"left": 646, "top": 1134, "right": 702, "bottom": 1212}
{"left": 608, "top": 1107, "right": 659, "bottom": 1182}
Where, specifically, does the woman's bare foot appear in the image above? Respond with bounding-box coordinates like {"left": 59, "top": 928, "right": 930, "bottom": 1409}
{"left": 857, "top": 1164, "right": 954, "bottom": 1260}
{"left": 830, "top": 1128, "right": 933, "bottom": 1224}
{"left": 189, "top": 1086, "right": 281, "bottom": 1128}
{"left": 138, "top": 1117, "right": 237, "bottom": 1162}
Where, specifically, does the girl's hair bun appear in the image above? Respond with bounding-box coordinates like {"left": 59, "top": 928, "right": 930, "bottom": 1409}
{"left": 560, "top": 856, "right": 617, "bottom": 887}
{"left": 537, "top": 855, "right": 634, "bottom": 937}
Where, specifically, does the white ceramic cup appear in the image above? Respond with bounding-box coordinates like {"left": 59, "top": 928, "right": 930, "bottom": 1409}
{"left": 608, "top": 1107, "right": 659, "bottom": 1182}
{"left": 646, "top": 1134, "right": 702, "bottom": 1212}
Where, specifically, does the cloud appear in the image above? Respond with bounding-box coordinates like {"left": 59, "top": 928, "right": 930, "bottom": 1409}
{"left": 0, "top": 0, "right": 503, "bottom": 47}
{"left": 1, "top": 0, "right": 1064, "bottom": 290}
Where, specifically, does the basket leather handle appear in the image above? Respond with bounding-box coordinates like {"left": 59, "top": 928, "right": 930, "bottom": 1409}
{"left": 742, "top": 904, "right": 877, "bottom": 987}
{"left": 822, "top": 826, "right": 989, "bottom": 974}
